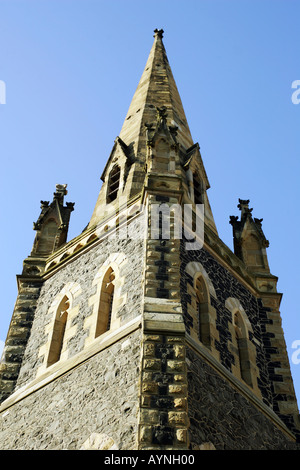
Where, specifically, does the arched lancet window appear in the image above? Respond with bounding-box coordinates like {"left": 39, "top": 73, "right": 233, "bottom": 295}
{"left": 233, "top": 310, "right": 247, "bottom": 380}
{"left": 193, "top": 172, "right": 202, "bottom": 205}
{"left": 232, "top": 309, "right": 256, "bottom": 388}
{"left": 47, "top": 295, "right": 69, "bottom": 367}
{"left": 95, "top": 267, "right": 115, "bottom": 338}
{"left": 225, "top": 297, "right": 260, "bottom": 394}
{"left": 107, "top": 165, "right": 120, "bottom": 203}
{"left": 195, "top": 275, "right": 210, "bottom": 347}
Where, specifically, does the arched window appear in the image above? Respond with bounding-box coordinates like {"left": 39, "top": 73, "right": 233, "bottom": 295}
{"left": 230, "top": 307, "right": 258, "bottom": 390}
{"left": 193, "top": 172, "right": 202, "bottom": 205}
{"left": 107, "top": 165, "right": 120, "bottom": 203}
{"left": 47, "top": 295, "right": 69, "bottom": 367}
{"left": 95, "top": 267, "right": 115, "bottom": 338}
{"left": 233, "top": 311, "right": 247, "bottom": 380}
{"left": 195, "top": 275, "right": 210, "bottom": 347}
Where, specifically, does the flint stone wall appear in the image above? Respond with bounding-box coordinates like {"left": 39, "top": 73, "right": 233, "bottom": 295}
{"left": 180, "top": 244, "right": 273, "bottom": 407}
{"left": 15, "top": 214, "right": 145, "bottom": 389}
{"left": 187, "top": 345, "right": 298, "bottom": 450}
{"left": 0, "top": 329, "right": 141, "bottom": 450}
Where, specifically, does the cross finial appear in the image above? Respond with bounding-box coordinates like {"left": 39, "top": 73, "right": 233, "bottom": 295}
{"left": 154, "top": 28, "right": 164, "bottom": 38}
{"left": 237, "top": 198, "right": 253, "bottom": 218}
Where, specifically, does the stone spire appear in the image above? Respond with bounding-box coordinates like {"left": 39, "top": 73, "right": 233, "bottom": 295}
{"left": 118, "top": 28, "right": 194, "bottom": 156}
{"left": 88, "top": 29, "right": 212, "bottom": 230}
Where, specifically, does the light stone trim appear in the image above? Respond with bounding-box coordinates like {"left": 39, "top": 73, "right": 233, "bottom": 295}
{"left": 225, "top": 297, "right": 254, "bottom": 337}
{"left": 44, "top": 194, "right": 145, "bottom": 274}
{"left": 84, "top": 252, "right": 128, "bottom": 347}
{"left": 80, "top": 432, "right": 119, "bottom": 450}
{"left": 36, "top": 282, "right": 82, "bottom": 377}
{"left": 143, "top": 312, "right": 186, "bottom": 334}
{"left": 185, "top": 264, "right": 220, "bottom": 360}
{"left": 185, "top": 261, "right": 217, "bottom": 300}
{"left": 143, "top": 297, "right": 184, "bottom": 334}
{"left": 225, "top": 297, "right": 261, "bottom": 396}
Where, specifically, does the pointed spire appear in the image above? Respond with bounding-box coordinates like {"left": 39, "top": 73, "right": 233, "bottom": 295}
{"left": 88, "top": 30, "right": 207, "bottom": 230}
{"left": 118, "top": 29, "right": 194, "bottom": 156}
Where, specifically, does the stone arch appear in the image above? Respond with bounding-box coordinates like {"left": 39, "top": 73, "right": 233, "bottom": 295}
{"left": 37, "top": 282, "right": 82, "bottom": 376}
{"left": 185, "top": 262, "right": 219, "bottom": 357}
{"left": 185, "top": 261, "right": 217, "bottom": 300}
{"left": 194, "top": 275, "right": 210, "bottom": 346}
{"left": 48, "top": 261, "right": 57, "bottom": 270}
{"left": 95, "top": 266, "right": 115, "bottom": 338}
{"left": 87, "top": 233, "right": 98, "bottom": 244}
{"left": 84, "top": 252, "right": 128, "bottom": 347}
{"left": 225, "top": 298, "right": 253, "bottom": 334}
{"left": 193, "top": 171, "right": 202, "bottom": 204}
{"left": 73, "top": 243, "right": 83, "bottom": 253}
{"left": 46, "top": 294, "right": 69, "bottom": 367}
{"left": 225, "top": 297, "right": 261, "bottom": 396}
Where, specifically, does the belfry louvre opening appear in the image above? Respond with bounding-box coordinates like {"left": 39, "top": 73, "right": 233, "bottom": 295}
{"left": 107, "top": 165, "right": 121, "bottom": 203}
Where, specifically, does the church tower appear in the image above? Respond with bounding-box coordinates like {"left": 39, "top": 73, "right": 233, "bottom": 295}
{"left": 0, "top": 29, "right": 299, "bottom": 451}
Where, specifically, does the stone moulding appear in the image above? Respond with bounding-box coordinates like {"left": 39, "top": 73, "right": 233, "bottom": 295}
{"left": 44, "top": 194, "right": 144, "bottom": 276}
{"left": 36, "top": 281, "right": 82, "bottom": 377}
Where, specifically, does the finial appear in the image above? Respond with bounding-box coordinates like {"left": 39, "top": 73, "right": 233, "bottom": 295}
{"left": 237, "top": 198, "right": 253, "bottom": 219}
{"left": 53, "top": 184, "right": 68, "bottom": 204}
{"left": 55, "top": 184, "right": 68, "bottom": 196}
{"left": 154, "top": 29, "right": 164, "bottom": 39}
{"left": 237, "top": 199, "right": 250, "bottom": 209}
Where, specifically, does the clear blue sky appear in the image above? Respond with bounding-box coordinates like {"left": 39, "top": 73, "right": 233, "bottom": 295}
{"left": 0, "top": 0, "right": 299, "bottom": 404}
